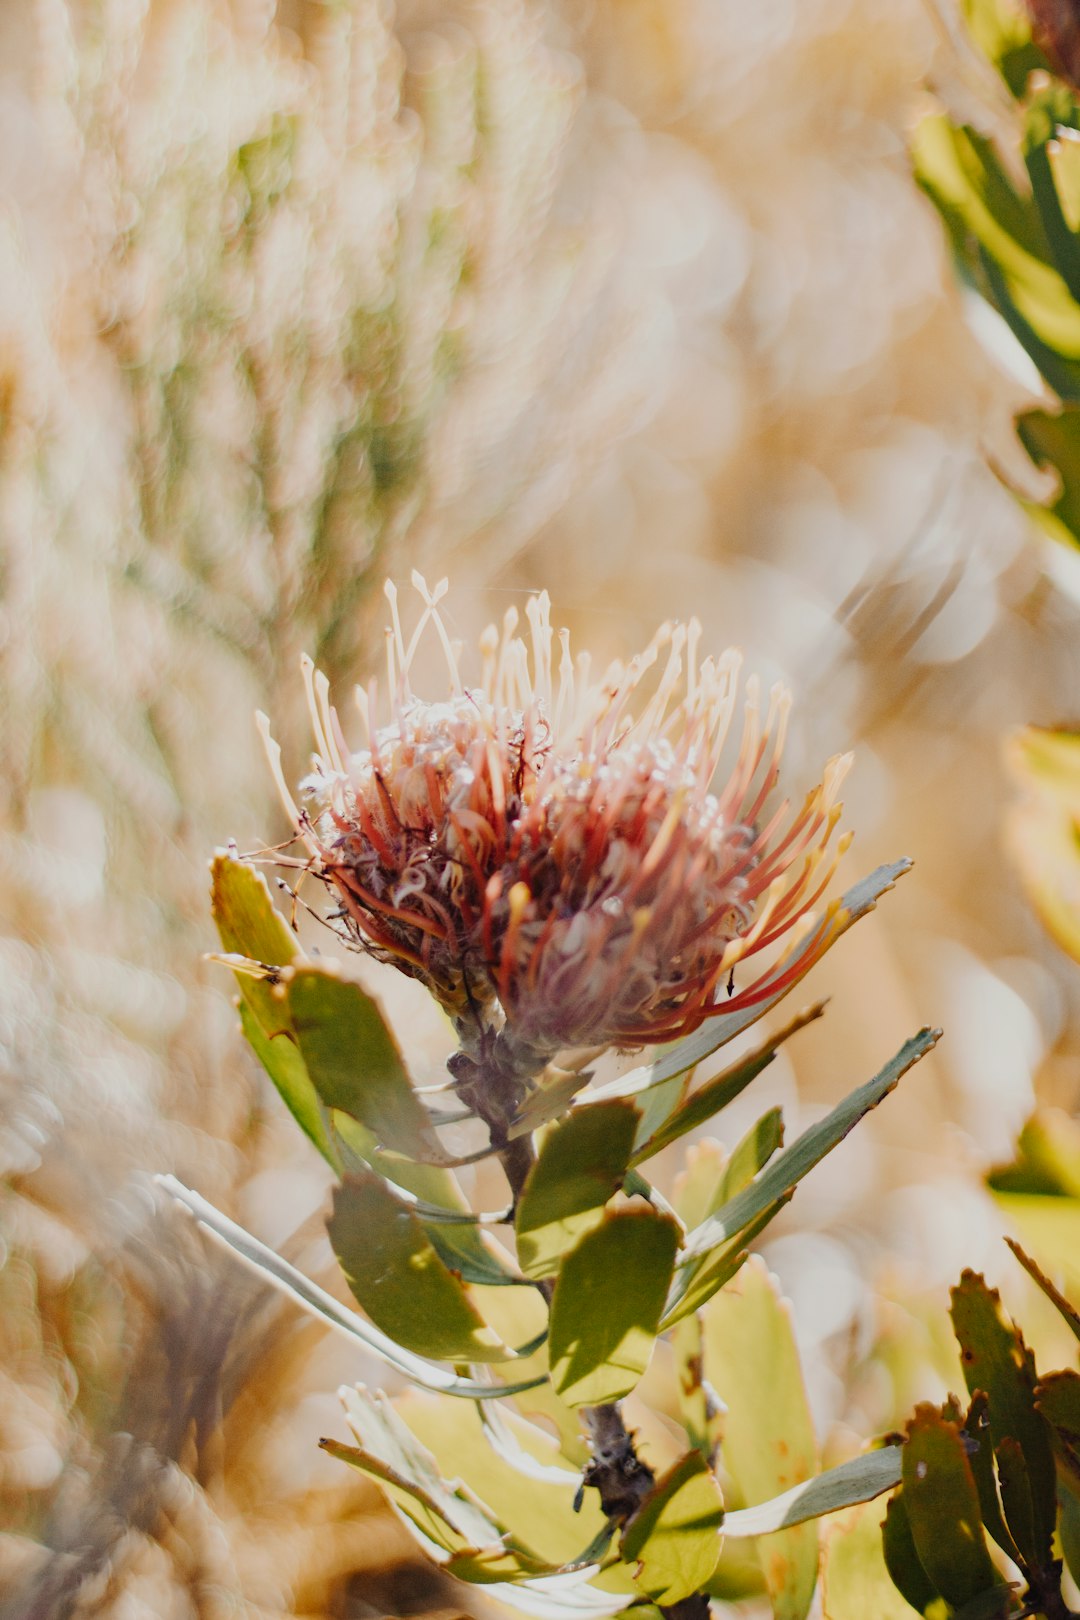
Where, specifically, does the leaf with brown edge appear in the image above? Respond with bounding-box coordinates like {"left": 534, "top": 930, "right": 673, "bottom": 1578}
{"left": 900, "top": 1404, "right": 1001, "bottom": 1611}
{"left": 1005, "top": 1235, "right": 1080, "bottom": 1346}
{"left": 949, "top": 1271, "right": 1056, "bottom": 1567}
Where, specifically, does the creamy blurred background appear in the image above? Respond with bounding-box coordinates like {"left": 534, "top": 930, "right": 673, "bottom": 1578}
{"left": 3, "top": 0, "right": 1080, "bottom": 1614}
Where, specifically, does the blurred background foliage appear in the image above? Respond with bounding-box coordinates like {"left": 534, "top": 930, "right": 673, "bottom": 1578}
{"left": 5, "top": 0, "right": 1080, "bottom": 1615}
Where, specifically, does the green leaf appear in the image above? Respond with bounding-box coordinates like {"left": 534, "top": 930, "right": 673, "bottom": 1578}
{"left": 994, "top": 1435, "right": 1039, "bottom": 1571}
{"left": 949, "top": 1270, "right": 1056, "bottom": 1565}
{"left": 722, "top": 1448, "right": 904, "bottom": 1538}
{"left": 964, "top": 1392, "right": 1022, "bottom": 1565}
{"left": 900, "top": 1404, "right": 1001, "bottom": 1611}
{"left": 238, "top": 998, "right": 337, "bottom": 1167}
{"left": 210, "top": 852, "right": 299, "bottom": 1009}
{"left": 548, "top": 1207, "right": 679, "bottom": 1406}
{"left": 718, "top": 1107, "right": 785, "bottom": 1200}
{"left": 990, "top": 1109, "right": 1080, "bottom": 1198}
{"left": 820, "top": 1496, "right": 922, "bottom": 1620}
{"left": 620, "top": 1452, "right": 724, "bottom": 1606}
{"left": 913, "top": 115, "right": 1080, "bottom": 358}
{"left": 881, "top": 1489, "right": 940, "bottom": 1617}
{"left": 211, "top": 855, "right": 339, "bottom": 1165}
{"left": 328, "top": 1168, "right": 512, "bottom": 1363}
{"left": 1060, "top": 1484, "right": 1080, "bottom": 1585}
{"left": 332, "top": 1111, "right": 523, "bottom": 1288}
{"left": 959, "top": 0, "right": 1043, "bottom": 94}
{"left": 701, "top": 1257, "right": 819, "bottom": 1620}
{"left": 156, "top": 1176, "right": 541, "bottom": 1398}
{"left": 585, "top": 862, "right": 913, "bottom": 1108}
{"left": 628, "top": 1004, "right": 821, "bottom": 1165}
{"left": 1024, "top": 85, "right": 1080, "bottom": 303}
{"left": 678, "top": 1030, "right": 939, "bottom": 1269}
{"left": 511, "top": 1066, "right": 594, "bottom": 1137}
{"left": 1016, "top": 409, "right": 1080, "bottom": 550}
{"left": 286, "top": 965, "right": 441, "bottom": 1159}
{"left": 661, "top": 1198, "right": 790, "bottom": 1329}
{"left": 1035, "top": 1368, "right": 1080, "bottom": 1493}
{"left": 515, "top": 1101, "right": 640, "bottom": 1279}
{"left": 672, "top": 1313, "right": 719, "bottom": 1464}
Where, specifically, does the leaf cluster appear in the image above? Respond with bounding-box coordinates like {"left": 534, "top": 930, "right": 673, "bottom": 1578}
{"left": 880, "top": 1259, "right": 1080, "bottom": 1619}
{"left": 165, "top": 852, "right": 938, "bottom": 1616}
{"left": 913, "top": 0, "right": 1080, "bottom": 554}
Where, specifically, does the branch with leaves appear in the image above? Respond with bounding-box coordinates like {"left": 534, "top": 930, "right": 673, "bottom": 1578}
{"left": 164, "top": 579, "right": 939, "bottom": 1617}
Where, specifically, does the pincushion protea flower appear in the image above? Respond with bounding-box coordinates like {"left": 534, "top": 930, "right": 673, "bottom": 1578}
{"left": 259, "top": 574, "right": 852, "bottom": 1058}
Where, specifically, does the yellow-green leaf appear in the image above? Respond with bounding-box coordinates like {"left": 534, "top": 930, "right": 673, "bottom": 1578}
{"left": 820, "top": 1497, "right": 919, "bottom": 1620}
{"left": 515, "top": 1101, "right": 640, "bottom": 1280}
{"left": 620, "top": 1452, "right": 724, "bottom": 1606}
{"left": 212, "top": 854, "right": 339, "bottom": 1165}
{"left": 400, "top": 1394, "right": 608, "bottom": 1571}
{"left": 328, "top": 1167, "right": 510, "bottom": 1362}
{"left": 286, "top": 965, "right": 440, "bottom": 1158}
{"left": 701, "top": 1256, "right": 819, "bottom": 1620}
{"left": 548, "top": 1208, "right": 679, "bottom": 1407}
{"left": 1006, "top": 725, "right": 1080, "bottom": 962}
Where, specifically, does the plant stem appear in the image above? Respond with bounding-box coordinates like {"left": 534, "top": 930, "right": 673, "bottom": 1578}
{"left": 448, "top": 1037, "right": 713, "bottom": 1620}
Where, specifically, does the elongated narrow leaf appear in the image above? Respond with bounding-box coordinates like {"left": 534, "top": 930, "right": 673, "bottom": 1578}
{"left": 586, "top": 862, "right": 912, "bottom": 1107}
{"left": 702, "top": 1258, "right": 818, "bottom": 1620}
{"left": 661, "top": 1197, "right": 790, "bottom": 1329}
{"left": 722, "top": 1449, "right": 903, "bottom": 1538}
{"left": 287, "top": 966, "right": 440, "bottom": 1159}
{"left": 515, "top": 1101, "right": 640, "bottom": 1279}
{"left": 964, "top": 1392, "right": 1021, "bottom": 1565}
{"left": 456, "top": 1571, "right": 633, "bottom": 1618}
{"left": 620, "top": 1452, "right": 724, "bottom": 1606}
{"left": 1007, "top": 1238, "right": 1080, "bottom": 1348}
{"left": 156, "top": 1176, "right": 542, "bottom": 1398}
{"left": 681, "top": 1029, "right": 939, "bottom": 1265}
{"left": 628, "top": 1004, "right": 822, "bottom": 1165}
{"left": 549, "top": 1208, "right": 679, "bottom": 1406}
{"left": 901, "top": 1405, "right": 1001, "bottom": 1611}
{"left": 327, "top": 1385, "right": 502, "bottom": 1553}
{"left": 328, "top": 1168, "right": 511, "bottom": 1362}
{"left": 329, "top": 1388, "right": 572, "bottom": 1588}
{"left": 950, "top": 1270, "right": 1056, "bottom": 1565}
{"left": 1024, "top": 85, "right": 1080, "bottom": 305}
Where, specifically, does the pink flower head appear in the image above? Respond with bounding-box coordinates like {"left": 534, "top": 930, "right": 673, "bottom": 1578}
{"left": 260, "top": 576, "right": 852, "bottom": 1054}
